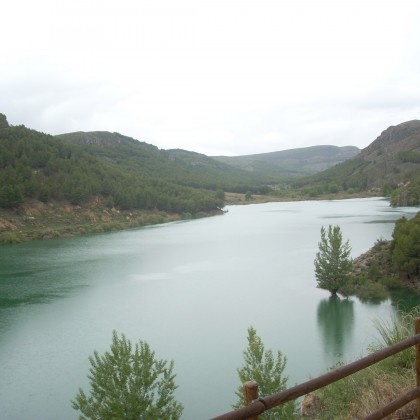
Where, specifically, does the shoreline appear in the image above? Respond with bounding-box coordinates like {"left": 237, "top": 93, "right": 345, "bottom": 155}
{"left": 0, "top": 192, "right": 393, "bottom": 244}
{"left": 223, "top": 191, "right": 380, "bottom": 206}
{"left": 0, "top": 198, "right": 223, "bottom": 244}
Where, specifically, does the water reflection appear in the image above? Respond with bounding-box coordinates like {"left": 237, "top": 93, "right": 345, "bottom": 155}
{"left": 390, "top": 290, "right": 420, "bottom": 313}
{"left": 317, "top": 296, "right": 355, "bottom": 360}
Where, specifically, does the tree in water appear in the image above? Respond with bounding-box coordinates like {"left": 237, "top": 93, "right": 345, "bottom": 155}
{"left": 314, "top": 225, "right": 352, "bottom": 295}
{"left": 72, "top": 331, "right": 183, "bottom": 419}
{"left": 234, "top": 326, "right": 295, "bottom": 418}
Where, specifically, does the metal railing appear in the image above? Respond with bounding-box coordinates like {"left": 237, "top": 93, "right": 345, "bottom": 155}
{"left": 211, "top": 318, "right": 420, "bottom": 420}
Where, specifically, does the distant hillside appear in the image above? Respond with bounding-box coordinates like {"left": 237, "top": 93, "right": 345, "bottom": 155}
{"left": 213, "top": 145, "right": 360, "bottom": 177}
{"left": 0, "top": 117, "right": 224, "bottom": 214}
{"left": 57, "top": 132, "right": 275, "bottom": 193}
{"left": 294, "top": 120, "right": 420, "bottom": 204}
{"left": 3, "top": 112, "right": 419, "bottom": 242}
{"left": 3, "top": 111, "right": 418, "bottom": 217}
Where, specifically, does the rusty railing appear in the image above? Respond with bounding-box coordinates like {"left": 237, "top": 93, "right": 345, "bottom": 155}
{"left": 211, "top": 318, "right": 420, "bottom": 420}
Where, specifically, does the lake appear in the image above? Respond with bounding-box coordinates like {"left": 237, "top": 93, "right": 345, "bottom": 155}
{"left": 0, "top": 198, "right": 419, "bottom": 419}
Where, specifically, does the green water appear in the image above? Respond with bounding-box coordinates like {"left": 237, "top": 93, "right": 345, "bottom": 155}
{"left": 0, "top": 198, "right": 418, "bottom": 419}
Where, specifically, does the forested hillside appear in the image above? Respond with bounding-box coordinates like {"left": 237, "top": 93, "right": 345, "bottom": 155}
{"left": 293, "top": 120, "right": 420, "bottom": 204}
{"left": 56, "top": 131, "right": 275, "bottom": 193}
{"left": 2, "top": 111, "right": 418, "bottom": 223}
{"left": 0, "top": 114, "right": 223, "bottom": 214}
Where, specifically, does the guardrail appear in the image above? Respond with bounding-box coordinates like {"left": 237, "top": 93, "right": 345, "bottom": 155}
{"left": 211, "top": 318, "right": 420, "bottom": 420}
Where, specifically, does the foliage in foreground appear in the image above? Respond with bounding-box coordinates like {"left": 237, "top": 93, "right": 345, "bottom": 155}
{"left": 234, "top": 326, "right": 295, "bottom": 419}
{"left": 314, "top": 225, "right": 352, "bottom": 295}
{"left": 313, "top": 307, "right": 420, "bottom": 419}
{"left": 72, "top": 331, "right": 183, "bottom": 419}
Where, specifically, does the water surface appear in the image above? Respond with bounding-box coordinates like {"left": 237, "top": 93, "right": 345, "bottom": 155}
{"left": 0, "top": 198, "right": 418, "bottom": 419}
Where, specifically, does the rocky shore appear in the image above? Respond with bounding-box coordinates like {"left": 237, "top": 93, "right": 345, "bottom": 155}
{"left": 0, "top": 198, "right": 221, "bottom": 244}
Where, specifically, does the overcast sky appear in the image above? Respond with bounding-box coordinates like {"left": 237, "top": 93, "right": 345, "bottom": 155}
{"left": 1, "top": 0, "right": 420, "bottom": 156}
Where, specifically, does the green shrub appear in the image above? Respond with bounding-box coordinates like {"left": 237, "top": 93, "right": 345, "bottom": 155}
{"left": 357, "top": 281, "right": 388, "bottom": 302}
{"left": 380, "top": 275, "right": 402, "bottom": 289}
{"left": 72, "top": 331, "right": 183, "bottom": 419}
{"left": 234, "top": 327, "right": 295, "bottom": 419}
{"left": 0, "top": 231, "right": 23, "bottom": 244}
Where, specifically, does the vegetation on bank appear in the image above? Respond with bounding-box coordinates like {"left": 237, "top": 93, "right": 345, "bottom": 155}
{"left": 313, "top": 213, "right": 420, "bottom": 302}
{"left": 223, "top": 189, "right": 378, "bottom": 206}
{"left": 0, "top": 190, "right": 385, "bottom": 244}
{"left": 349, "top": 212, "right": 420, "bottom": 301}
{"left": 0, "top": 198, "right": 222, "bottom": 244}
{"left": 390, "top": 173, "right": 420, "bottom": 207}
{"left": 310, "top": 306, "right": 420, "bottom": 419}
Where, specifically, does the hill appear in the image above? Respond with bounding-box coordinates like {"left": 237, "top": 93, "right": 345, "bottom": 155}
{"left": 1, "top": 112, "right": 418, "bottom": 241}
{"left": 213, "top": 145, "right": 360, "bottom": 177}
{"left": 0, "top": 115, "right": 232, "bottom": 241}
{"left": 0, "top": 119, "right": 230, "bottom": 214}
{"left": 293, "top": 120, "right": 420, "bottom": 204}
{"left": 56, "top": 132, "right": 275, "bottom": 193}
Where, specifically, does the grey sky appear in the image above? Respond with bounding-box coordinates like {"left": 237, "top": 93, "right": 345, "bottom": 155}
{"left": 1, "top": 0, "right": 420, "bottom": 156}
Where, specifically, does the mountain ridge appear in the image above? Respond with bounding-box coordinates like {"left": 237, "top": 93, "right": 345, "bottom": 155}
{"left": 1, "top": 113, "right": 419, "bottom": 208}
{"left": 1, "top": 112, "right": 419, "bottom": 242}
{"left": 56, "top": 131, "right": 361, "bottom": 185}
{"left": 364, "top": 120, "right": 420, "bottom": 154}
{"left": 212, "top": 145, "right": 360, "bottom": 177}
{"left": 293, "top": 120, "right": 420, "bottom": 204}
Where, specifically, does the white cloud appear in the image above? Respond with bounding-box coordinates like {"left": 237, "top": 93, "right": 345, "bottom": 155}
{"left": 1, "top": 0, "right": 420, "bottom": 155}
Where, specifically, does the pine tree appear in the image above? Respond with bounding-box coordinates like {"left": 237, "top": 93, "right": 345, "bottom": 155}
{"left": 314, "top": 225, "right": 352, "bottom": 295}
{"left": 72, "top": 331, "right": 183, "bottom": 419}
{"left": 234, "top": 326, "right": 295, "bottom": 419}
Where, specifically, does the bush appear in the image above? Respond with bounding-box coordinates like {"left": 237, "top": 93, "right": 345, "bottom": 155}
{"left": 380, "top": 275, "right": 402, "bottom": 290}
{"left": 234, "top": 327, "right": 295, "bottom": 419}
{"left": 357, "top": 281, "right": 388, "bottom": 302}
{"left": 72, "top": 331, "right": 183, "bottom": 419}
{"left": 0, "top": 231, "right": 23, "bottom": 244}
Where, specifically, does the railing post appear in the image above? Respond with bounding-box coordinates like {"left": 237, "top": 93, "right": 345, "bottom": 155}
{"left": 416, "top": 318, "right": 420, "bottom": 420}
{"left": 244, "top": 381, "right": 259, "bottom": 420}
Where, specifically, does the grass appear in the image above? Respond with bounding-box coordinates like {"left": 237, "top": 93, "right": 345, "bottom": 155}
{"left": 0, "top": 231, "right": 24, "bottom": 244}
{"left": 311, "top": 307, "right": 420, "bottom": 419}
{"left": 312, "top": 360, "right": 415, "bottom": 419}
